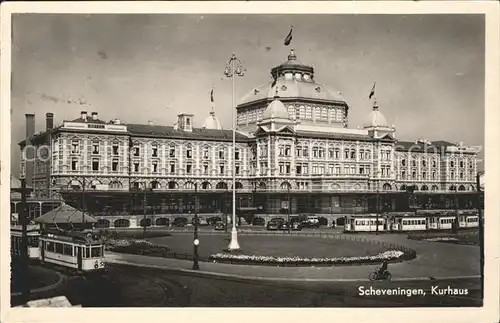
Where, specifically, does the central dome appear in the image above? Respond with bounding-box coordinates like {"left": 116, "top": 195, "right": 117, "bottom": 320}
{"left": 202, "top": 111, "right": 222, "bottom": 130}
{"left": 238, "top": 49, "right": 345, "bottom": 106}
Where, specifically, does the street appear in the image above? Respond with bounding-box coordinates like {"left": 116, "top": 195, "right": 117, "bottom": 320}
{"left": 57, "top": 264, "right": 481, "bottom": 307}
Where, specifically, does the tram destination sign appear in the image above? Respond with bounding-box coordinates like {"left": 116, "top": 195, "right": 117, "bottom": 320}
{"left": 19, "top": 160, "right": 26, "bottom": 180}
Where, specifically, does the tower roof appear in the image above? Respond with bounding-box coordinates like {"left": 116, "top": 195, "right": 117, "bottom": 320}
{"left": 363, "top": 103, "right": 389, "bottom": 128}
{"left": 202, "top": 111, "right": 222, "bottom": 130}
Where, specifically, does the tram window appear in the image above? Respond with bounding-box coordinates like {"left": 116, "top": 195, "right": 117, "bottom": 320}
{"left": 85, "top": 247, "right": 90, "bottom": 258}
{"left": 46, "top": 241, "right": 55, "bottom": 252}
{"left": 55, "top": 243, "right": 64, "bottom": 254}
{"left": 91, "top": 246, "right": 102, "bottom": 257}
{"left": 63, "top": 244, "right": 73, "bottom": 256}
{"left": 28, "top": 237, "right": 39, "bottom": 247}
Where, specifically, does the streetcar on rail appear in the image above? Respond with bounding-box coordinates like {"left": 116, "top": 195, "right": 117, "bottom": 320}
{"left": 40, "top": 229, "right": 106, "bottom": 274}
{"left": 344, "top": 210, "right": 479, "bottom": 233}
{"left": 10, "top": 224, "right": 41, "bottom": 260}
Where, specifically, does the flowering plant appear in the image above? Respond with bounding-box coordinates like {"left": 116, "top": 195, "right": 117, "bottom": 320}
{"left": 209, "top": 250, "right": 405, "bottom": 265}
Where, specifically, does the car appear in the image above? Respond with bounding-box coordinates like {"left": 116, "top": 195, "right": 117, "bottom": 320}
{"left": 172, "top": 217, "right": 188, "bottom": 227}
{"left": 192, "top": 217, "right": 208, "bottom": 226}
{"left": 266, "top": 219, "right": 283, "bottom": 231}
{"left": 279, "top": 221, "right": 290, "bottom": 231}
{"left": 214, "top": 221, "right": 226, "bottom": 231}
{"left": 291, "top": 222, "right": 302, "bottom": 231}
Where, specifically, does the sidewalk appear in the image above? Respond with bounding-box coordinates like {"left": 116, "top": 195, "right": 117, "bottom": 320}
{"left": 105, "top": 234, "right": 480, "bottom": 282}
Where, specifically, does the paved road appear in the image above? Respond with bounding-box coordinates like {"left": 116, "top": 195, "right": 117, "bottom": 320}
{"left": 107, "top": 231, "right": 480, "bottom": 280}
{"left": 59, "top": 264, "right": 481, "bottom": 307}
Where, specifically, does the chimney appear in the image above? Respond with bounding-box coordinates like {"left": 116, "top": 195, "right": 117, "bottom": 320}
{"left": 91, "top": 112, "right": 98, "bottom": 120}
{"left": 113, "top": 118, "right": 121, "bottom": 125}
{"left": 24, "top": 113, "right": 35, "bottom": 188}
{"left": 46, "top": 112, "right": 54, "bottom": 130}
{"left": 148, "top": 120, "right": 154, "bottom": 126}
{"left": 81, "top": 111, "right": 87, "bottom": 121}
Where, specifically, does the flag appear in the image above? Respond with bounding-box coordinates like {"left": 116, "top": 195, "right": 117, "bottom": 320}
{"left": 210, "top": 88, "right": 214, "bottom": 103}
{"left": 369, "top": 82, "right": 376, "bottom": 99}
{"left": 284, "top": 26, "right": 293, "bottom": 46}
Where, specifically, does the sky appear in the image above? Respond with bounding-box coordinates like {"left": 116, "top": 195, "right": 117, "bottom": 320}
{"left": 10, "top": 14, "right": 485, "bottom": 174}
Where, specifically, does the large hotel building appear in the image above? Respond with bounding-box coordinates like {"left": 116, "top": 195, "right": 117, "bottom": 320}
{"left": 20, "top": 49, "right": 481, "bottom": 228}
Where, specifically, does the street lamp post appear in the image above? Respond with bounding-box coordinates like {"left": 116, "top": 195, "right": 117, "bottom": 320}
{"left": 287, "top": 184, "right": 291, "bottom": 234}
{"left": 19, "top": 157, "right": 30, "bottom": 303}
{"left": 193, "top": 183, "right": 200, "bottom": 270}
{"left": 224, "top": 53, "right": 245, "bottom": 250}
{"left": 143, "top": 182, "right": 147, "bottom": 237}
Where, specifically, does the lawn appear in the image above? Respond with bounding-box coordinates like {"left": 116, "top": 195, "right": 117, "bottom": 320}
{"left": 147, "top": 235, "right": 390, "bottom": 259}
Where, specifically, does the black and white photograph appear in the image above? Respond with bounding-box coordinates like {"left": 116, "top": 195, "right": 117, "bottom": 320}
{"left": 1, "top": 2, "right": 499, "bottom": 323}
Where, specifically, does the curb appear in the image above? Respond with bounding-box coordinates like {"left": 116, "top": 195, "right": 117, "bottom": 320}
{"left": 10, "top": 269, "right": 64, "bottom": 298}
{"left": 106, "top": 259, "right": 480, "bottom": 283}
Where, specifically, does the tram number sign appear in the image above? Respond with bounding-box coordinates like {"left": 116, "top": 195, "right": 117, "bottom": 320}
{"left": 20, "top": 160, "right": 26, "bottom": 180}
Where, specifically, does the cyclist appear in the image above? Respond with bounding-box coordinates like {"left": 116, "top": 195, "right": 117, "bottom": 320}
{"left": 378, "top": 260, "right": 389, "bottom": 278}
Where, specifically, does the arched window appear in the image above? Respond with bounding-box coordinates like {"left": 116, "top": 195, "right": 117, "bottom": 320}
{"left": 235, "top": 182, "right": 243, "bottom": 190}
{"left": 168, "top": 181, "right": 178, "bottom": 189}
{"left": 184, "top": 181, "right": 195, "bottom": 190}
{"left": 216, "top": 182, "right": 227, "bottom": 189}
{"left": 280, "top": 182, "right": 291, "bottom": 190}
{"left": 382, "top": 183, "right": 392, "bottom": 191}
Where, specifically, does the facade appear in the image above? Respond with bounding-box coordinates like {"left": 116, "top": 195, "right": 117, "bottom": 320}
{"left": 19, "top": 49, "right": 481, "bottom": 227}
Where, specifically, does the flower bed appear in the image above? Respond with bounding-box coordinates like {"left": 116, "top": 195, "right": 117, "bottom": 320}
{"left": 208, "top": 250, "right": 409, "bottom": 266}
{"left": 107, "top": 239, "right": 171, "bottom": 257}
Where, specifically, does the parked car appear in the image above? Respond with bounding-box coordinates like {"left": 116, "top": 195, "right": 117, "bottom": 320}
{"left": 214, "top": 221, "right": 226, "bottom": 231}
{"left": 266, "top": 219, "right": 283, "bottom": 231}
{"left": 302, "top": 215, "right": 320, "bottom": 228}
{"left": 192, "top": 217, "right": 208, "bottom": 226}
{"left": 291, "top": 222, "right": 302, "bottom": 231}
{"left": 172, "top": 217, "right": 188, "bottom": 227}
{"left": 279, "top": 221, "right": 290, "bottom": 231}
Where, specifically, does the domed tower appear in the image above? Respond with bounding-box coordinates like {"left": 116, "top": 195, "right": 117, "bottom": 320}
{"left": 202, "top": 107, "right": 222, "bottom": 130}
{"left": 236, "top": 49, "right": 349, "bottom": 134}
{"left": 363, "top": 100, "right": 395, "bottom": 139}
{"left": 258, "top": 87, "right": 295, "bottom": 131}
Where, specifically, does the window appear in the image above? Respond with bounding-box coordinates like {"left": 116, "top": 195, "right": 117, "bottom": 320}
{"left": 91, "top": 246, "right": 102, "bottom": 258}
{"left": 279, "top": 163, "right": 285, "bottom": 174}
{"left": 344, "top": 149, "right": 349, "bottom": 159}
{"left": 133, "top": 147, "right": 140, "bottom": 156}
{"left": 412, "top": 160, "right": 416, "bottom": 167}
{"left": 153, "top": 161, "right": 158, "bottom": 173}
{"left": 432, "top": 160, "right": 437, "bottom": 167}
{"left": 219, "top": 148, "right": 225, "bottom": 159}
{"left": 235, "top": 149, "right": 240, "bottom": 160}
{"left": 71, "top": 140, "right": 79, "bottom": 154}
{"left": 296, "top": 147, "right": 302, "bottom": 157}
{"left": 459, "top": 161, "right": 464, "bottom": 168}
{"left": 186, "top": 146, "right": 192, "bottom": 159}
{"left": 169, "top": 146, "right": 175, "bottom": 157}
{"left": 92, "top": 159, "right": 99, "bottom": 171}
{"left": 285, "top": 145, "right": 291, "bottom": 156}
{"left": 335, "top": 149, "right": 340, "bottom": 159}
{"left": 112, "top": 159, "right": 119, "bottom": 171}
{"left": 451, "top": 171, "right": 455, "bottom": 178}
{"left": 401, "top": 159, "right": 406, "bottom": 166}
{"left": 170, "top": 163, "right": 175, "bottom": 173}
{"left": 432, "top": 171, "right": 436, "bottom": 179}
{"left": 313, "top": 147, "right": 318, "bottom": 158}
{"left": 152, "top": 146, "right": 158, "bottom": 157}
{"left": 186, "top": 164, "right": 192, "bottom": 174}
{"left": 285, "top": 163, "right": 291, "bottom": 174}
{"left": 92, "top": 142, "right": 99, "bottom": 154}
{"left": 450, "top": 161, "right": 455, "bottom": 168}
{"left": 460, "top": 172, "right": 464, "bottom": 179}
{"left": 296, "top": 165, "right": 302, "bottom": 174}
{"left": 134, "top": 162, "right": 139, "bottom": 172}
{"left": 71, "top": 159, "right": 78, "bottom": 171}
{"left": 422, "top": 171, "right": 427, "bottom": 179}
{"left": 55, "top": 243, "right": 64, "bottom": 254}
{"left": 422, "top": 160, "right": 426, "bottom": 167}
{"left": 402, "top": 170, "right": 406, "bottom": 179}
{"left": 350, "top": 150, "right": 356, "bottom": 159}
{"left": 203, "top": 164, "right": 209, "bottom": 174}
{"left": 219, "top": 164, "right": 224, "bottom": 174}
{"left": 112, "top": 144, "right": 119, "bottom": 155}
{"left": 203, "top": 147, "right": 209, "bottom": 159}
{"left": 63, "top": 244, "right": 73, "bottom": 256}
{"left": 235, "top": 165, "right": 240, "bottom": 175}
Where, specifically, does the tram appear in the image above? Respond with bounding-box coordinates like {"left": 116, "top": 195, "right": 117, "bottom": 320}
{"left": 10, "top": 224, "right": 41, "bottom": 260}
{"left": 39, "top": 229, "right": 106, "bottom": 273}
{"left": 344, "top": 210, "right": 479, "bottom": 233}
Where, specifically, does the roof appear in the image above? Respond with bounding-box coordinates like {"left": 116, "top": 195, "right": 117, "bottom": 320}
{"left": 127, "top": 124, "right": 250, "bottom": 141}
{"left": 10, "top": 176, "right": 32, "bottom": 190}
{"left": 34, "top": 203, "right": 97, "bottom": 224}
{"left": 294, "top": 130, "right": 372, "bottom": 141}
{"left": 239, "top": 78, "right": 345, "bottom": 107}
{"left": 69, "top": 117, "right": 107, "bottom": 124}
{"left": 395, "top": 140, "right": 457, "bottom": 153}
{"left": 363, "top": 107, "right": 389, "bottom": 128}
